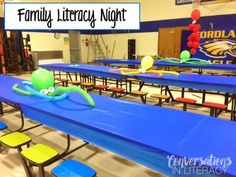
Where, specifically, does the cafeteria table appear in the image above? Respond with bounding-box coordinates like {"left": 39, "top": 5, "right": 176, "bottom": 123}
{"left": 0, "top": 75, "right": 236, "bottom": 177}
{"left": 40, "top": 64, "right": 236, "bottom": 120}
{"left": 95, "top": 59, "right": 236, "bottom": 73}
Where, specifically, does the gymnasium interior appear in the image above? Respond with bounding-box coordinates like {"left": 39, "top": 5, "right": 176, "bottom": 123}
{"left": 0, "top": 0, "right": 236, "bottom": 177}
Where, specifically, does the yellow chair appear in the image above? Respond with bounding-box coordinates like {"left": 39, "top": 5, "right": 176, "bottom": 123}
{"left": 20, "top": 143, "right": 59, "bottom": 177}
{"left": 0, "top": 132, "right": 31, "bottom": 149}
{"left": 0, "top": 132, "right": 33, "bottom": 176}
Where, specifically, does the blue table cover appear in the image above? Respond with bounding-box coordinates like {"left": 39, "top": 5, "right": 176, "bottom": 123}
{"left": 40, "top": 64, "right": 236, "bottom": 94}
{"left": 95, "top": 59, "right": 236, "bottom": 71}
{"left": 40, "top": 64, "right": 127, "bottom": 80}
{"left": 0, "top": 75, "right": 236, "bottom": 177}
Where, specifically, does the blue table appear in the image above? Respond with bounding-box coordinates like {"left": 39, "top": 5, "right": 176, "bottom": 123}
{"left": 40, "top": 64, "right": 236, "bottom": 94}
{"left": 40, "top": 64, "right": 127, "bottom": 80}
{"left": 95, "top": 59, "right": 236, "bottom": 72}
{"left": 1, "top": 75, "right": 236, "bottom": 177}
{"left": 40, "top": 64, "right": 236, "bottom": 120}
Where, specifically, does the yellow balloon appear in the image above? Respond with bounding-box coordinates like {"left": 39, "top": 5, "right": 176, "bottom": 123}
{"left": 141, "top": 56, "right": 154, "bottom": 71}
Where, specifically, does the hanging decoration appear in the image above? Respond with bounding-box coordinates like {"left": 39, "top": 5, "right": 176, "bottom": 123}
{"left": 187, "top": 9, "right": 201, "bottom": 55}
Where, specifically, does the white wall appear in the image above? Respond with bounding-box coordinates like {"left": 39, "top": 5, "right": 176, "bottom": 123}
{"left": 96, "top": 32, "right": 158, "bottom": 60}
{"left": 22, "top": 32, "right": 70, "bottom": 63}
{"left": 96, "top": 0, "right": 236, "bottom": 60}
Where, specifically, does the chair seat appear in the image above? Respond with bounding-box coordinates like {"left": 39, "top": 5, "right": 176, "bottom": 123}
{"left": 108, "top": 87, "right": 125, "bottom": 92}
{"left": 203, "top": 102, "right": 227, "bottom": 109}
{"left": 51, "top": 159, "right": 96, "bottom": 177}
{"left": 176, "top": 97, "right": 196, "bottom": 104}
{"left": 69, "top": 81, "right": 81, "bottom": 85}
{"left": 55, "top": 78, "right": 69, "bottom": 82}
{"left": 81, "top": 83, "right": 95, "bottom": 87}
{"left": 21, "top": 144, "right": 59, "bottom": 164}
{"left": 151, "top": 94, "right": 170, "bottom": 100}
{"left": 0, "top": 132, "right": 31, "bottom": 148}
{"left": 95, "top": 85, "right": 108, "bottom": 89}
{"left": 0, "top": 122, "right": 7, "bottom": 130}
{"left": 131, "top": 90, "right": 148, "bottom": 96}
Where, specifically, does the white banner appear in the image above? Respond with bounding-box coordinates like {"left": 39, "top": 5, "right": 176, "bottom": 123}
{"left": 4, "top": 3, "right": 140, "bottom": 30}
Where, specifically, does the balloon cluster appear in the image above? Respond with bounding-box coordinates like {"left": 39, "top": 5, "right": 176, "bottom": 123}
{"left": 187, "top": 9, "right": 201, "bottom": 55}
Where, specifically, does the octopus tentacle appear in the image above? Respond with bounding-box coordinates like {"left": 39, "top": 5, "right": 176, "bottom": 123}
{"left": 24, "top": 85, "right": 68, "bottom": 101}
{"left": 49, "top": 86, "right": 95, "bottom": 107}
{"left": 12, "top": 84, "right": 33, "bottom": 96}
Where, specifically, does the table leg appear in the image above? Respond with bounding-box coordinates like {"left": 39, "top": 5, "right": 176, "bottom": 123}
{"left": 53, "top": 70, "right": 55, "bottom": 78}
{"left": 75, "top": 73, "right": 78, "bottom": 81}
{"left": 181, "top": 88, "right": 185, "bottom": 98}
{"left": 93, "top": 76, "right": 96, "bottom": 85}
{"left": 231, "top": 95, "right": 236, "bottom": 121}
{"left": 129, "top": 81, "right": 132, "bottom": 92}
{"left": 202, "top": 90, "right": 206, "bottom": 103}
{"left": 138, "top": 82, "right": 144, "bottom": 91}
{"left": 67, "top": 72, "right": 72, "bottom": 81}
{"left": 105, "top": 78, "right": 107, "bottom": 85}
{"left": 116, "top": 79, "right": 119, "bottom": 88}
{"left": 166, "top": 86, "right": 174, "bottom": 101}
{"left": 0, "top": 102, "right": 3, "bottom": 115}
{"left": 224, "top": 93, "right": 229, "bottom": 105}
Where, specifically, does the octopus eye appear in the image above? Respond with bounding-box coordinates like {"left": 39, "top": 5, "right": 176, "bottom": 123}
{"left": 40, "top": 89, "right": 48, "bottom": 95}
{"left": 48, "top": 87, "right": 55, "bottom": 93}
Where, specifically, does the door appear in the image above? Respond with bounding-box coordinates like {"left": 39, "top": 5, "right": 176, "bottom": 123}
{"left": 158, "top": 26, "right": 188, "bottom": 58}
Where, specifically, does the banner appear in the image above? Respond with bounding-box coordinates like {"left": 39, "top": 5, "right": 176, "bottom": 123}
{"left": 4, "top": 2, "right": 140, "bottom": 30}
{"left": 181, "top": 29, "right": 236, "bottom": 64}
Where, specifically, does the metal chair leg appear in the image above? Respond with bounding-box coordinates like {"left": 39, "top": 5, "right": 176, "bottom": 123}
{"left": 158, "top": 98, "right": 162, "bottom": 106}
{"left": 99, "top": 89, "right": 102, "bottom": 95}
{"left": 183, "top": 103, "right": 187, "bottom": 111}
{"left": 111, "top": 92, "right": 115, "bottom": 97}
{"left": 210, "top": 108, "right": 214, "bottom": 117}
{"left": 140, "top": 95, "right": 146, "bottom": 104}
{"left": 17, "top": 146, "right": 34, "bottom": 177}
{"left": 39, "top": 165, "right": 45, "bottom": 177}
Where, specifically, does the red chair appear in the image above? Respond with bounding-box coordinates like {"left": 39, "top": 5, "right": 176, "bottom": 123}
{"left": 176, "top": 97, "right": 197, "bottom": 111}
{"left": 94, "top": 85, "right": 109, "bottom": 95}
{"left": 203, "top": 102, "right": 227, "bottom": 117}
{"left": 108, "top": 87, "right": 125, "bottom": 98}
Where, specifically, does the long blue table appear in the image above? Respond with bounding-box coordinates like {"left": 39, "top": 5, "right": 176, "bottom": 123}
{"left": 1, "top": 75, "right": 236, "bottom": 177}
{"left": 40, "top": 64, "right": 236, "bottom": 94}
{"left": 95, "top": 59, "right": 236, "bottom": 72}
{"left": 40, "top": 64, "right": 236, "bottom": 120}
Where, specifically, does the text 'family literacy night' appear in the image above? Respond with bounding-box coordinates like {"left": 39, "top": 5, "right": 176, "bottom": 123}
{"left": 17, "top": 7, "right": 128, "bottom": 28}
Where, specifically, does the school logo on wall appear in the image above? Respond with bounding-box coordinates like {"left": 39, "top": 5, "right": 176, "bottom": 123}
{"left": 182, "top": 29, "right": 236, "bottom": 64}
{"left": 198, "top": 29, "right": 236, "bottom": 64}
{"left": 199, "top": 39, "right": 236, "bottom": 59}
